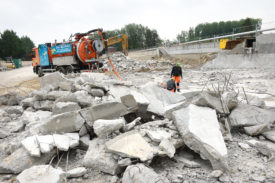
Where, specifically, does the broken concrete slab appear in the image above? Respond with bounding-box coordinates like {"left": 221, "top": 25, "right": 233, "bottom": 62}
{"left": 120, "top": 94, "right": 138, "bottom": 111}
{"left": 106, "top": 131, "right": 154, "bottom": 161}
{"left": 244, "top": 123, "right": 271, "bottom": 136}
{"left": 32, "top": 90, "right": 48, "bottom": 101}
{"left": 247, "top": 139, "right": 275, "bottom": 159}
{"left": 53, "top": 134, "right": 70, "bottom": 151}
{"left": 263, "top": 130, "right": 275, "bottom": 142}
{"left": 17, "top": 165, "right": 65, "bottom": 183}
{"left": 90, "top": 88, "right": 105, "bottom": 97}
{"left": 79, "top": 134, "right": 90, "bottom": 149}
{"left": 122, "top": 163, "right": 169, "bottom": 183}
{"left": 123, "top": 117, "right": 141, "bottom": 132}
{"left": 21, "top": 136, "right": 40, "bottom": 157}
{"left": 0, "top": 147, "right": 55, "bottom": 174}
{"left": 67, "top": 167, "right": 87, "bottom": 178}
{"left": 192, "top": 92, "right": 227, "bottom": 114}
{"left": 83, "top": 138, "right": 121, "bottom": 175}
{"left": 55, "top": 91, "right": 93, "bottom": 107}
{"left": 130, "top": 90, "right": 150, "bottom": 113}
{"left": 4, "top": 106, "right": 23, "bottom": 115}
{"left": 146, "top": 130, "right": 172, "bottom": 142}
{"left": 65, "top": 133, "right": 79, "bottom": 148}
{"left": 229, "top": 104, "right": 275, "bottom": 127}
{"left": 59, "top": 81, "right": 75, "bottom": 91}
{"left": 175, "top": 156, "right": 201, "bottom": 168}
{"left": 159, "top": 138, "right": 175, "bottom": 158}
{"left": 222, "top": 92, "right": 238, "bottom": 111}
{"left": 93, "top": 118, "right": 125, "bottom": 137}
{"left": 46, "top": 90, "right": 71, "bottom": 100}
{"left": 52, "top": 102, "right": 81, "bottom": 115}
{"left": 80, "top": 101, "right": 128, "bottom": 127}
{"left": 21, "top": 110, "right": 52, "bottom": 125}
{"left": 39, "top": 111, "right": 85, "bottom": 134}
{"left": 21, "top": 97, "right": 35, "bottom": 108}
{"left": 40, "top": 72, "right": 66, "bottom": 89}
{"left": 33, "top": 100, "right": 54, "bottom": 111}
{"left": 118, "top": 158, "right": 132, "bottom": 167}
{"left": 172, "top": 104, "right": 228, "bottom": 171}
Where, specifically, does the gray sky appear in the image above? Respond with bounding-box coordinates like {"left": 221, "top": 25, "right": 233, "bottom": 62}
{"left": 1, "top": 0, "right": 274, "bottom": 46}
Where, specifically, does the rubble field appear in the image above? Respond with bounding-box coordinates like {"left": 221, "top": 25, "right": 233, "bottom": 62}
{"left": 0, "top": 52, "right": 275, "bottom": 183}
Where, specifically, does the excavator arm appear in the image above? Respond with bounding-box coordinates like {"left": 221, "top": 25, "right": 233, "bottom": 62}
{"left": 107, "top": 34, "right": 128, "bottom": 55}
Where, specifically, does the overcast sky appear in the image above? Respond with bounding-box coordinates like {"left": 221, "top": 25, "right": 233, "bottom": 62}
{"left": 0, "top": 0, "right": 274, "bottom": 46}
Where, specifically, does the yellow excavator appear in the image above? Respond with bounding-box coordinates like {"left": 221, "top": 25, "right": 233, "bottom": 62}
{"left": 107, "top": 34, "right": 128, "bottom": 56}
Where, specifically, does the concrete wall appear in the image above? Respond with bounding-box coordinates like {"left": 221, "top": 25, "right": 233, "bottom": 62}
{"left": 202, "top": 53, "right": 275, "bottom": 69}
{"left": 256, "top": 33, "right": 275, "bottom": 54}
{"left": 165, "top": 42, "right": 220, "bottom": 55}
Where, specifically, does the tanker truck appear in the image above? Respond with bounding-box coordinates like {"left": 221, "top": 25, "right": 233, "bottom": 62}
{"left": 31, "top": 28, "right": 108, "bottom": 77}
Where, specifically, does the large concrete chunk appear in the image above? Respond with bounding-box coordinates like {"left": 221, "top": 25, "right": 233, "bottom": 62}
{"left": 146, "top": 130, "right": 172, "bottom": 142}
{"left": 17, "top": 165, "right": 65, "bottom": 183}
{"left": 90, "top": 88, "right": 105, "bottom": 97}
{"left": 21, "top": 110, "right": 52, "bottom": 125}
{"left": 40, "top": 72, "right": 66, "bottom": 89}
{"left": 39, "top": 111, "right": 85, "bottom": 134}
{"left": 80, "top": 101, "right": 128, "bottom": 127}
{"left": 172, "top": 104, "right": 228, "bottom": 170}
{"left": 67, "top": 167, "right": 87, "bottom": 178}
{"left": 55, "top": 91, "right": 93, "bottom": 107}
{"left": 37, "top": 135, "right": 55, "bottom": 153}
{"left": 93, "top": 118, "right": 125, "bottom": 137}
{"left": 229, "top": 104, "right": 275, "bottom": 127}
{"left": 122, "top": 164, "right": 169, "bottom": 183}
{"left": 52, "top": 102, "right": 81, "bottom": 115}
{"left": 140, "top": 82, "right": 185, "bottom": 116}
{"left": 83, "top": 138, "right": 121, "bottom": 175}
{"left": 47, "top": 91, "right": 71, "bottom": 100}
{"left": 33, "top": 100, "right": 54, "bottom": 111}
{"left": 0, "top": 148, "right": 55, "bottom": 174}
{"left": 106, "top": 132, "right": 154, "bottom": 161}
{"left": 4, "top": 106, "right": 23, "bottom": 115}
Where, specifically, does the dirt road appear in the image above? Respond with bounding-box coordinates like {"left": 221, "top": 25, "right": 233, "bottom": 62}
{"left": 0, "top": 66, "right": 40, "bottom": 96}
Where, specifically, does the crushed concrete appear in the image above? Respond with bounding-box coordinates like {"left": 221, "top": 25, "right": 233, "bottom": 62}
{"left": 93, "top": 118, "right": 125, "bottom": 137}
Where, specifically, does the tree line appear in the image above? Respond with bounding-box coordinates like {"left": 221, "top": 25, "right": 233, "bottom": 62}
{"left": 106, "top": 23, "right": 161, "bottom": 51}
{"left": 0, "top": 30, "right": 34, "bottom": 60}
{"left": 177, "top": 18, "right": 262, "bottom": 43}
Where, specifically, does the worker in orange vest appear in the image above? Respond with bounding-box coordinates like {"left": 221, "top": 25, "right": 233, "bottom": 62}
{"left": 171, "top": 62, "right": 182, "bottom": 92}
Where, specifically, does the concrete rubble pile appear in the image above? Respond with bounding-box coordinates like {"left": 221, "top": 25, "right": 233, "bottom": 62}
{"left": 1, "top": 71, "right": 275, "bottom": 183}
{"left": 104, "top": 52, "right": 171, "bottom": 72}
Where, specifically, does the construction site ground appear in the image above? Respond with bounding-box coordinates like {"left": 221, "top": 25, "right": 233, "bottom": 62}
{"left": 1, "top": 52, "right": 275, "bottom": 182}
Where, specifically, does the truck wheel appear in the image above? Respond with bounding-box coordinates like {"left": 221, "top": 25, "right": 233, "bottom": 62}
{"left": 57, "top": 67, "right": 66, "bottom": 74}
{"left": 38, "top": 69, "right": 44, "bottom": 77}
{"left": 66, "top": 66, "right": 74, "bottom": 74}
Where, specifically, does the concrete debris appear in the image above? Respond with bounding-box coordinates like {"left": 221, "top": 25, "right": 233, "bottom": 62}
{"left": 80, "top": 101, "right": 128, "bottom": 127}
{"left": 120, "top": 94, "right": 138, "bottom": 111}
{"left": 21, "top": 110, "right": 52, "bottom": 126}
{"left": 46, "top": 90, "right": 71, "bottom": 100}
{"left": 0, "top": 129, "right": 10, "bottom": 139}
{"left": 247, "top": 139, "right": 275, "bottom": 159}
{"left": 175, "top": 156, "right": 201, "bottom": 168}
{"left": 146, "top": 130, "right": 172, "bottom": 142}
{"left": 229, "top": 104, "right": 275, "bottom": 127}
{"left": 33, "top": 100, "right": 54, "bottom": 111}
{"left": 83, "top": 138, "right": 121, "bottom": 175}
{"left": 244, "top": 123, "right": 270, "bottom": 136}
{"left": 93, "top": 118, "right": 125, "bottom": 137}
{"left": 192, "top": 92, "right": 227, "bottom": 114}
{"left": 262, "top": 130, "right": 275, "bottom": 142}
{"left": 238, "top": 142, "right": 251, "bottom": 150}
{"left": 106, "top": 132, "right": 154, "bottom": 161}
{"left": 140, "top": 82, "right": 185, "bottom": 116}
{"left": 39, "top": 111, "right": 85, "bottom": 134}
{"left": 210, "top": 170, "right": 223, "bottom": 178}
{"left": 123, "top": 117, "right": 141, "bottom": 131}
{"left": 159, "top": 138, "right": 176, "bottom": 158}
{"left": 37, "top": 135, "right": 55, "bottom": 153}
{"left": 118, "top": 158, "right": 132, "bottom": 167}
{"left": 4, "top": 106, "right": 23, "bottom": 115}
{"left": 67, "top": 167, "right": 87, "bottom": 178}
{"left": 59, "top": 81, "right": 75, "bottom": 91}
{"left": 173, "top": 104, "right": 228, "bottom": 171}
{"left": 79, "top": 124, "right": 88, "bottom": 137}
{"left": 79, "top": 135, "right": 90, "bottom": 149}
{"left": 55, "top": 91, "right": 93, "bottom": 107}
{"left": 21, "top": 97, "right": 35, "bottom": 108}
{"left": 17, "top": 165, "right": 65, "bottom": 183}
{"left": 90, "top": 88, "right": 105, "bottom": 97}
{"left": 40, "top": 72, "right": 66, "bottom": 89}
{"left": 122, "top": 163, "right": 169, "bottom": 183}
{"left": 53, "top": 134, "right": 71, "bottom": 151}
{"left": 0, "top": 147, "right": 55, "bottom": 174}
{"left": 221, "top": 92, "right": 238, "bottom": 110}
{"left": 21, "top": 136, "right": 40, "bottom": 157}
{"left": 52, "top": 102, "right": 81, "bottom": 115}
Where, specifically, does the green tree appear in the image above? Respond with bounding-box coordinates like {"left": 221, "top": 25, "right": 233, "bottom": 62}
{"left": 0, "top": 30, "right": 21, "bottom": 59}
{"left": 177, "top": 31, "right": 188, "bottom": 43}
{"left": 20, "top": 36, "right": 35, "bottom": 60}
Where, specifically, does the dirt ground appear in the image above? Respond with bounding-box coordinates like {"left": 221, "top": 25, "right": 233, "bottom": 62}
{"left": 0, "top": 65, "right": 39, "bottom": 96}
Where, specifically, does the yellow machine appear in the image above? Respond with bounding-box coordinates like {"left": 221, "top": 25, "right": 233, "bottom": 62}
{"left": 107, "top": 34, "right": 128, "bottom": 55}
{"left": 220, "top": 39, "right": 229, "bottom": 49}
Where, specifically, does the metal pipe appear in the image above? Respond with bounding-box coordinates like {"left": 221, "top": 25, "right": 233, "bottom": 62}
{"left": 181, "top": 27, "right": 275, "bottom": 45}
